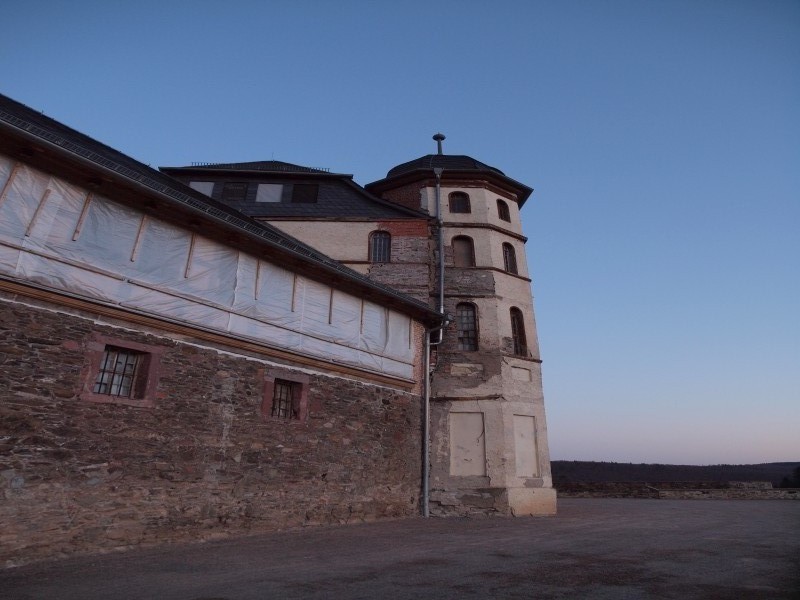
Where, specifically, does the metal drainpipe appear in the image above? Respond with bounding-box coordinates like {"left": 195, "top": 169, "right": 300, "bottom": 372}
{"left": 423, "top": 321, "right": 446, "bottom": 518}
{"left": 433, "top": 167, "right": 445, "bottom": 343}
{"left": 423, "top": 166, "right": 447, "bottom": 518}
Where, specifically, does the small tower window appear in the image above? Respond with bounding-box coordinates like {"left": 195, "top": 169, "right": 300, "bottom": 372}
{"left": 452, "top": 236, "right": 475, "bottom": 267}
{"left": 449, "top": 192, "right": 471, "bottom": 214}
{"left": 369, "top": 231, "right": 391, "bottom": 263}
{"left": 503, "top": 243, "right": 518, "bottom": 274}
{"left": 510, "top": 307, "right": 528, "bottom": 357}
{"left": 456, "top": 303, "right": 478, "bottom": 351}
{"left": 497, "top": 199, "right": 511, "bottom": 222}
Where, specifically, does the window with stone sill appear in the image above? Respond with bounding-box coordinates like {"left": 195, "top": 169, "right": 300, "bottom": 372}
{"left": 262, "top": 371, "right": 310, "bottom": 422}
{"left": 80, "top": 335, "right": 163, "bottom": 407}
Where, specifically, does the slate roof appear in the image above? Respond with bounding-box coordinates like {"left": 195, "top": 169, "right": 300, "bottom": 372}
{"left": 160, "top": 164, "right": 427, "bottom": 220}
{"left": 186, "top": 160, "right": 333, "bottom": 174}
{"left": 371, "top": 153, "right": 534, "bottom": 207}
{"left": 0, "top": 93, "right": 441, "bottom": 325}
{"left": 387, "top": 154, "right": 506, "bottom": 177}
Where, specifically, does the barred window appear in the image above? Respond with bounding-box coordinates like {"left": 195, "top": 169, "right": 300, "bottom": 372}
{"left": 503, "top": 243, "right": 518, "bottom": 274}
{"left": 497, "top": 199, "right": 511, "bottom": 222}
{"left": 452, "top": 236, "right": 475, "bottom": 267}
{"left": 456, "top": 303, "right": 478, "bottom": 351}
{"left": 449, "top": 192, "right": 471, "bottom": 214}
{"left": 369, "top": 231, "right": 391, "bottom": 263}
{"left": 93, "top": 346, "right": 142, "bottom": 398}
{"left": 510, "top": 307, "right": 528, "bottom": 357}
{"left": 271, "top": 379, "right": 299, "bottom": 419}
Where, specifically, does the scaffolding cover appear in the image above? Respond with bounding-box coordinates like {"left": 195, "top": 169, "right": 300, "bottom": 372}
{"left": 0, "top": 155, "right": 416, "bottom": 380}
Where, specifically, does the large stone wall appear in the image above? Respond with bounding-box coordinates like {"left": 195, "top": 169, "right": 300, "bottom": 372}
{"left": 0, "top": 294, "right": 423, "bottom": 566}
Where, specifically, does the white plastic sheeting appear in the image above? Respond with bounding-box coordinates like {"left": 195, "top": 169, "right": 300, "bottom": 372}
{"left": 0, "top": 155, "right": 416, "bottom": 379}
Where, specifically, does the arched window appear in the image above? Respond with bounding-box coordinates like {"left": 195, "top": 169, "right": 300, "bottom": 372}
{"left": 449, "top": 192, "right": 471, "bottom": 214}
{"left": 456, "top": 303, "right": 478, "bottom": 351}
{"left": 452, "top": 236, "right": 475, "bottom": 267}
{"left": 369, "top": 231, "right": 391, "bottom": 263}
{"left": 510, "top": 307, "right": 528, "bottom": 357}
{"left": 503, "top": 243, "right": 518, "bottom": 274}
{"left": 497, "top": 199, "right": 511, "bottom": 222}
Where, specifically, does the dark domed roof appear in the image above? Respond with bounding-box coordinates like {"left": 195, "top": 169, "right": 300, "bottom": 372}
{"left": 386, "top": 154, "right": 506, "bottom": 178}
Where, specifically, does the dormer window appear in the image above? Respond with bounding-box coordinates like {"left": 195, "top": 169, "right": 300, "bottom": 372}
{"left": 222, "top": 182, "right": 248, "bottom": 202}
{"left": 449, "top": 192, "right": 471, "bottom": 214}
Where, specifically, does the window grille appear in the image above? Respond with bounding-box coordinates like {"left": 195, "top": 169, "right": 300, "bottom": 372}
{"left": 452, "top": 236, "right": 475, "bottom": 267}
{"left": 369, "top": 231, "right": 391, "bottom": 263}
{"left": 449, "top": 192, "right": 471, "bottom": 214}
{"left": 497, "top": 199, "right": 511, "bottom": 222}
{"left": 503, "top": 243, "right": 518, "bottom": 274}
{"left": 271, "top": 379, "right": 296, "bottom": 419}
{"left": 510, "top": 308, "right": 528, "bottom": 357}
{"left": 456, "top": 303, "right": 478, "bottom": 351}
{"left": 93, "top": 346, "right": 141, "bottom": 397}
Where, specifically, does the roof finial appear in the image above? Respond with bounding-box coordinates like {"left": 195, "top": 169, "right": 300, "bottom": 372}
{"left": 433, "top": 132, "right": 446, "bottom": 155}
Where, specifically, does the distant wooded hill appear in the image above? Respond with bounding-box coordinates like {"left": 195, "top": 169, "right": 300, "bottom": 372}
{"left": 552, "top": 461, "right": 800, "bottom": 487}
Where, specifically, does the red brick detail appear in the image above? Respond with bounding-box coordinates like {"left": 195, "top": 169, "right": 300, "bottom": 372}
{"left": 378, "top": 220, "right": 428, "bottom": 237}
{"left": 381, "top": 183, "right": 425, "bottom": 212}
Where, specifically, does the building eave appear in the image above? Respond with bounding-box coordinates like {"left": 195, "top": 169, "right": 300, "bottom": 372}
{"left": 0, "top": 96, "right": 443, "bottom": 327}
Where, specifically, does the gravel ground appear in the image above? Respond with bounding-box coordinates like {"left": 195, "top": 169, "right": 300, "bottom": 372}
{"left": 2, "top": 498, "right": 798, "bottom": 599}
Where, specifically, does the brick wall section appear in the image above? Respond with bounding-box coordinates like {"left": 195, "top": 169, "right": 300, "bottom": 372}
{"left": 0, "top": 296, "right": 422, "bottom": 565}
{"left": 366, "top": 223, "right": 433, "bottom": 303}
{"left": 380, "top": 183, "right": 427, "bottom": 213}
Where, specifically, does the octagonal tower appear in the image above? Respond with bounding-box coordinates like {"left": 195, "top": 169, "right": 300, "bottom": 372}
{"left": 366, "top": 136, "right": 556, "bottom": 516}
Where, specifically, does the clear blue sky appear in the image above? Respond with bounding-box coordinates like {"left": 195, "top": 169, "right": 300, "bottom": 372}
{"left": 3, "top": 0, "right": 798, "bottom": 465}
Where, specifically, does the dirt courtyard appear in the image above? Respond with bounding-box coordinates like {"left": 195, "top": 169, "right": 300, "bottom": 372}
{"left": 2, "top": 498, "right": 798, "bottom": 599}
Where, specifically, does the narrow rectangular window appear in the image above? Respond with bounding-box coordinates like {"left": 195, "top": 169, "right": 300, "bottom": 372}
{"left": 503, "top": 243, "right": 518, "bottom": 274}
{"left": 510, "top": 308, "right": 528, "bottom": 357}
{"left": 271, "top": 379, "right": 296, "bottom": 419}
{"left": 456, "top": 303, "right": 478, "bottom": 351}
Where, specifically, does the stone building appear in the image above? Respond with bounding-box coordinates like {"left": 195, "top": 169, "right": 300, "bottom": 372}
{"left": 163, "top": 136, "right": 556, "bottom": 517}
{"left": 0, "top": 92, "right": 554, "bottom": 565}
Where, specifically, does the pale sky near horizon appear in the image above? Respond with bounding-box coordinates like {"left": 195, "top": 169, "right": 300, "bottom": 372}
{"left": 2, "top": 0, "right": 798, "bottom": 465}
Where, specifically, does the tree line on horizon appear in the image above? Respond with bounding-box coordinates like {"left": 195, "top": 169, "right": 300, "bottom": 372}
{"left": 551, "top": 460, "right": 800, "bottom": 487}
